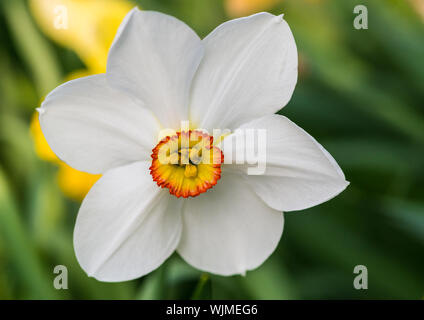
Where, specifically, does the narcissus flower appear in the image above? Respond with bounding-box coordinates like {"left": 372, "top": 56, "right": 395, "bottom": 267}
{"left": 38, "top": 8, "right": 348, "bottom": 281}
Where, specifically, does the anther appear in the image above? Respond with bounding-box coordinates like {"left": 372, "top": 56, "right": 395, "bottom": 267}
{"left": 184, "top": 164, "right": 198, "bottom": 178}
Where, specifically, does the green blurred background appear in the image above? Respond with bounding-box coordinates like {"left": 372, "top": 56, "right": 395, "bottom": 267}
{"left": 0, "top": 0, "right": 423, "bottom": 299}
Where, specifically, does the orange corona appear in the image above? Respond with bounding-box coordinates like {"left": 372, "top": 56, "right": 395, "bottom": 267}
{"left": 150, "top": 131, "right": 224, "bottom": 198}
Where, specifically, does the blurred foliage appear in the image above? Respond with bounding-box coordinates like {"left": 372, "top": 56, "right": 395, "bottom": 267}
{"left": 0, "top": 0, "right": 423, "bottom": 299}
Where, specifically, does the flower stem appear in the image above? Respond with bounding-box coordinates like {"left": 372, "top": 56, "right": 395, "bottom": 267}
{"left": 190, "top": 273, "right": 210, "bottom": 300}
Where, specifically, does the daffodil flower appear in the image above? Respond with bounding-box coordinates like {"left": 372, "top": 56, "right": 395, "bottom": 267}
{"left": 38, "top": 8, "right": 348, "bottom": 281}
{"left": 30, "top": 0, "right": 134, "bottom": 73}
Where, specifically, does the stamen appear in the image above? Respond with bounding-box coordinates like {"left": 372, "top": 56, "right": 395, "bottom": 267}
{"left": 149, "top": 130, "right": 224, "bottom": 198}
{"left": 184, "top": 164, "right": 198, "bottom": 178}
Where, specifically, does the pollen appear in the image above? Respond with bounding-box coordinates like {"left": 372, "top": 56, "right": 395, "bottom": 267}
{"left": 150, "top": 130, "right": 224, "bottom": 198}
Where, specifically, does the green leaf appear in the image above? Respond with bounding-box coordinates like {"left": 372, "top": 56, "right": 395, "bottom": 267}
{"left": 1, "top": 0, "right": 62, "bottom": 96}
{"left": 0, "top": 167, "right": 58, "bottom": 299}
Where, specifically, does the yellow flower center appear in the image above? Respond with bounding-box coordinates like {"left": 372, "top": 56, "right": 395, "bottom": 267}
{"left": 150, "top": 131, "right": 224, "bottom": 198}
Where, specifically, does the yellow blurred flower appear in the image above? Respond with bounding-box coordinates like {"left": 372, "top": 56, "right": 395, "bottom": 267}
{"left": 57, "top": 163, "right": 101, "bottom": 201}
{"left": 30, "top": 111, "right": 58, "bottom": 164}
{"left": 29, "top": 0, "right": 133, "bottom": 200}
{"left": 225, "top": 0, "right": 279, "bottom": 17}
{"left": 29, "top": 0, "right": 133, "bottom": 73}
{"left": 224, "top": 0, "right": 325, "bottom": 17}
{"left": 409, "top": 0, "right": 424, "bottom": 21}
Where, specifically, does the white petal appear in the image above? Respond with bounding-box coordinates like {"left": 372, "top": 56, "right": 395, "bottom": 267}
{"left": 39, "top": 74, "right": 160, "bottom": 174}
{"left": 177, "top": 172, "right": 284, "bottom": 276}
{"left": 107, "top": 8, "right": 204, "bottom": 129}
{"left": 189, "top": 12, "right": 297, "bottom": 131}
{"left": 74, "top": 161, "right": 182, "bottom": 282}
{"left": 223, "top": 114, "right": 349, "bottom": 212}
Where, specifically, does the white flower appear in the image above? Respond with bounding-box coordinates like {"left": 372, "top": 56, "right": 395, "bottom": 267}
{"left": 38, "top": 8, "right": 348, "bottom": 282}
